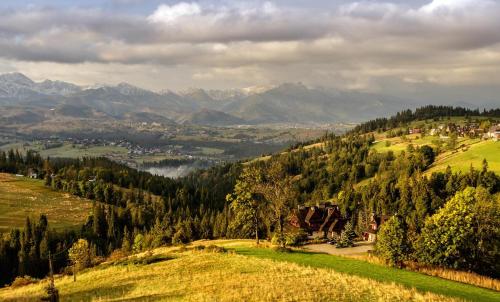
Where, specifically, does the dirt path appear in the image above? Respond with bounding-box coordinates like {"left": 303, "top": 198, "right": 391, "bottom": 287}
{"left": 304, "top": 242, "right": 374, "bottom": 255}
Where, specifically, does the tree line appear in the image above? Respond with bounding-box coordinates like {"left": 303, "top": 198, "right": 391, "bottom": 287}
{"left": 351, "top": 105, "right": 500, "bottom": 134}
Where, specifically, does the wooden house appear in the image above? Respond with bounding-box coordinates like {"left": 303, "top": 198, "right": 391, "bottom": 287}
{"left": 289, "top": 203, "right": 346, "bottom": 239}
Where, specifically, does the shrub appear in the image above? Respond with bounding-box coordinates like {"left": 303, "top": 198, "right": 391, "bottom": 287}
{"left": 271, "top": 233, "right": 286, "bottom": 246}
{"left": 204, "top": 245, "right": 226, "bottom": 253}
{"left": 107, "top": 249, "right": 128, "bottom": 262}
{"left": 194, "top": 245, "right": 206, "bottom": 251}
{"left": 11, "top": 276, "right": 38, "bottom": 288}
{"left": 309, "top": 237, "right": 328, "bottom": 244}
{"left": 132, "top": 234, "right": 144, "bottom": 253}
{"left": 285, "top": 230, "right": 308, "bottom": 247}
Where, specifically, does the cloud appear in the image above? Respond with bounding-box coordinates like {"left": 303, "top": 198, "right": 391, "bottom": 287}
{"left": 0, "top": 0, "right": 499, "bottom": 94}
{"left": 148, "top": 2, "right": 201, "bottom": 23}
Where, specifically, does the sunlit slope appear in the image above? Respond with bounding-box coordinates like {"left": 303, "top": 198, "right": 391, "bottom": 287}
{"left": 0, "top": 242, "right": 464, "bottom": 302}
{"left": 427, "top": 140, "right": 500, "bottom": 174}
{"left": 0, "top": 173, "right": 92, "bottom": 232}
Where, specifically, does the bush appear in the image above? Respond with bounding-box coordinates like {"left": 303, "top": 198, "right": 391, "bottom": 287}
{"left": 107, "top": 249, "right": 128, "bottom": 262}
{"left": 132, "top": 234, "right": 144, "bottom": 253}
{"left": 309, "top": 238, "right": 328, "bottom": 244}
{"left": 285, "top": 230, "right": 308, "bottom": 247}
{"left": 11, "top": 276, "right": 38, "bottom": 288}
{"left": 204, "top": 245, "right": 226, "bottom": 253}
{"left": 194, "top": 245, "right": 206, "bottom": 251}
{"left": 271, "top": 233, "right": 286, "bottom": 246}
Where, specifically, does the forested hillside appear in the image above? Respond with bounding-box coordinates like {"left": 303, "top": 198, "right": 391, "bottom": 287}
{"left": 0, "top": 106, "right": 499, "bottom": 287}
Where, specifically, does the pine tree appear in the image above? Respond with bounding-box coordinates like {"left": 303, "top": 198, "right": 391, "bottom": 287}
{"left": 336, "top": 221, "right": 355, "bottom": 248}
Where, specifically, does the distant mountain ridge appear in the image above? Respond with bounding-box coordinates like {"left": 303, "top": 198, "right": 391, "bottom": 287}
{"left": 0, "top": 72, "right": 489, "bottom": 126}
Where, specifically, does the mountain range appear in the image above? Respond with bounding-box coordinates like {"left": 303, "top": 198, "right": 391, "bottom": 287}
{"left": 0, "top": 72, "right": 489, "bottom": 126}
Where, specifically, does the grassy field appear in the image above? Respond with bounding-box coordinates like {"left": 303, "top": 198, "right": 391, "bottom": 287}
{"left": 370, "top": 133, "right": 500, "bottom": 174}
{"left": 38, "top": 144, "right": 129, "bottom": 159}
{"left": 427, "top": 140, "right": 500, "bottom": 174}
{"left": 0, "top": 173, "right": 92, "bottom": 232}
{"left": 0, "top": 142, "right": 129, "bottom": 159}
{"left": 0, "top": 241, "right": 476, "bottom": 302}
{"left": 231, "top": 244, "right": 500, "bottom": 302}
{"left": 371, "top": 134, "right": 439, "bottom": 153}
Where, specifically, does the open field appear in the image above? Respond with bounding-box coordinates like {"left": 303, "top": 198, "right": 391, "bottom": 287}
{"left": 370, "top": 133, "right": 500, "bottom": 174}
{"left": 0, "top": 241, "right": 478, "bottom": 302}
{"left": 371, "top": 134, "right": 439, "bottom": 153}
{"left": 427, "top": 140, "right": 500, "bottom": 174}
{"left": 38, "top": 144, "right": 129, "bottom": 159}
{"left": 0, "top": 173, "right": 92, "bottom": 232}
{"left": 0, "top": 142, "right": 128, "bottom": 159}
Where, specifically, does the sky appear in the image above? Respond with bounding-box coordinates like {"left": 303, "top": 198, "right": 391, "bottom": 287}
{"left": 0, "top": 0, "right": 499, "bottom": 103}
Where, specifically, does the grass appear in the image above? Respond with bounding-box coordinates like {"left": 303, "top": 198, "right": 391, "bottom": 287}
{"left": 1, "top": 142, "right": 129, "bottom": 160}
{"left": 372, "top": 134, "right": 441, "bottom": 152}
{"left": 0, "top": 173, "right": 92, "bottom": 232}
{"left": 370, "top": 132, "right": 500, "bottom": 174}
{"left": 228, "top": 243, "right": 500, "bottom": 302}
{"left": 427, "top": 140, "right": 500, "bottom": 174}
{"left": 38, "top": 144, "right": 128, "bottom": 159}
{"left": 0, "top": 243, "right": 463, "bottom": 302}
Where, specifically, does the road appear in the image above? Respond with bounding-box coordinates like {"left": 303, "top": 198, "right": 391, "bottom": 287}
{"left": 304, "top": 241, "right": 374, "bottom": 255}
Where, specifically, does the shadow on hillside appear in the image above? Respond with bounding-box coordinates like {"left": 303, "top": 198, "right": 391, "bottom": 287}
{"left": 62, "top": 283, "right": 134, "bottom": 301}
{"left": 113, "top": 293, "right": 185, "bottom": 301}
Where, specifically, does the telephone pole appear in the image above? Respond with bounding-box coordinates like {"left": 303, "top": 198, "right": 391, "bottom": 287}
{"left": 46, "top": 251, "right": 59, "bottom": 302}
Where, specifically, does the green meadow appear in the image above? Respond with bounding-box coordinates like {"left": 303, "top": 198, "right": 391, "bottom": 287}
{"left": 427, "top": 140, "right": 500, "bottom": 174}
{"left": 232, "top": 245, "right": 500, "bottom": 302}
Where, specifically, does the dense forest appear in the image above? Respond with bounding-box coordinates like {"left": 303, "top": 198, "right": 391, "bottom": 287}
{"left": 0, "top": 105, "right": 499, "bottom": 286}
